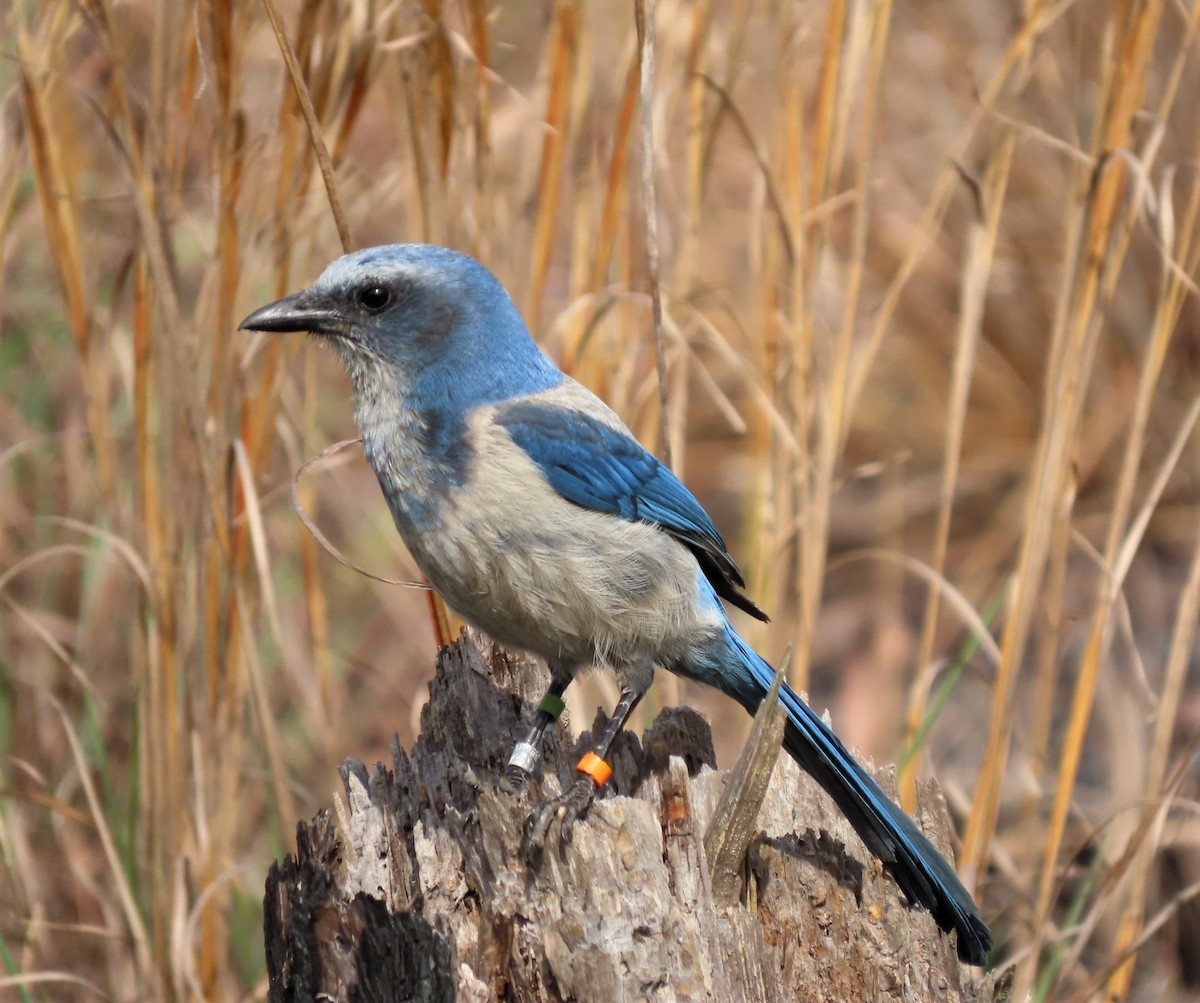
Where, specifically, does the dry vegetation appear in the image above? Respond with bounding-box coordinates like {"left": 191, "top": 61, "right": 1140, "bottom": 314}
{"left": 1, "top": 0, "right": 1199, "bottom": 1000}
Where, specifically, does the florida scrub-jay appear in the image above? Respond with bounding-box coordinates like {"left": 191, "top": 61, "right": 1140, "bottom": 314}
{"left": 240, "top": 243, "right": 990, "bottom": 965}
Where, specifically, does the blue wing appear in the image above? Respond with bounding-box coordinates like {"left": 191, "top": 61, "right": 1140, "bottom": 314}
{"left": 496, "top": 400, "right": 768, "bottom": 622}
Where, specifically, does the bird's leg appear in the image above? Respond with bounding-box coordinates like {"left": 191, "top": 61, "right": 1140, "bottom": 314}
{"left": 504, "top": 674, "right": 570, "bottom": 789}
{"left": 522, "top": 685, "right": 645, "bottom": 866}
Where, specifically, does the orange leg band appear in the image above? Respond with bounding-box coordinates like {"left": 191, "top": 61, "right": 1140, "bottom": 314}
{"left": 575, "top": 751, "right": 613, "bottom": 788}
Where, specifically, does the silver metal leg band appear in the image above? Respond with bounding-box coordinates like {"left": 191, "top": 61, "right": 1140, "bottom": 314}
{"left": 507, "top": 741, "right": 541, "bottom": 775}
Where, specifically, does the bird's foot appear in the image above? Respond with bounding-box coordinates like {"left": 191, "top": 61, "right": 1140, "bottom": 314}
{"left": 499, "top": 763, "right": 533, "bottom": 797}
{"left": 520, "top": 772, "right": 599, "bottom": 868}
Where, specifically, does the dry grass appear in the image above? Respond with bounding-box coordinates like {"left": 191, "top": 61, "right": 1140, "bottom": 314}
{"left": 2, "top": 0, "right": 1199, "bottom": 999}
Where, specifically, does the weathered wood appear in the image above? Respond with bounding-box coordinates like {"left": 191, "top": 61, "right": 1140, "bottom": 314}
{"left": 704, "top": 655, "right": 788, "bottom": 909}
{"left": 264, "top": 630, "right": 994, "bottom": 1002}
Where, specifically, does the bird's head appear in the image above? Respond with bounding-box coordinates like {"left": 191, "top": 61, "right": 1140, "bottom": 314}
{"left": 239, "top": 243, "right": 560, "bottom": 408}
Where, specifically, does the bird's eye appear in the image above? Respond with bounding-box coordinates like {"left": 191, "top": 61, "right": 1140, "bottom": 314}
{"left": 356, "top": 285, "right": 391, "bottom": 312}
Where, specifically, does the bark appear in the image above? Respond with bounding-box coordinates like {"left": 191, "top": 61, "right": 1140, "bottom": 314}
{"left": 264, "top": 630, "right": 995, "bottom": 1002}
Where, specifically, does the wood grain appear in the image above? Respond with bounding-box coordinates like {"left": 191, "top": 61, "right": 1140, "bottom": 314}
{"left": 264, "top": 630, "right": 993, "bottom": 1002}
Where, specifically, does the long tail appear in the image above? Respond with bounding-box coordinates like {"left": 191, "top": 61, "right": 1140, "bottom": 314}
{"left": 699, "top": 628, "right": 991, "bottom": 966}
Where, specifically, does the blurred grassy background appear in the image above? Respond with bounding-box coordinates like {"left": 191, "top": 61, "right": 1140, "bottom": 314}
{"left": 2, "top": 0, "right": 1199, "bottom": 999}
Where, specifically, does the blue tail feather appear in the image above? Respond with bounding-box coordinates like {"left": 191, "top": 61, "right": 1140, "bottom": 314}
{"left": 695, "top": 628, "right": 991, "bottom": 966}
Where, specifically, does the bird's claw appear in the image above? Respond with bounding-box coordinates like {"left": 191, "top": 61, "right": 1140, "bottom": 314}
{"left": 520, "top": 773, "right": 599, "bottom": 868}
{"left": 499, "top": 764, "right": 533, "bottom": 797}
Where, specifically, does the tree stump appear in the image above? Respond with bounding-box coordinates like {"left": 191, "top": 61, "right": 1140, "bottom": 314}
{"left": 264, "top": 631, "right": 994, "bottom": 1002}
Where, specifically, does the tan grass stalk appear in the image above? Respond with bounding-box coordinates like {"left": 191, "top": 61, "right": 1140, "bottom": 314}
{"left": 901, "top": 141, "right": 1014, "bottom": 810}
{"left": 1108, "top": 501, "right": 1200, "bottom": 997}
{"left": 697, "top": 0, "right": 752, "bottom": 193}
{"left": 234, "top": 576, "right": 297, "bottom": 836}
{"left": 0, "top": 972, "right": 109, "bottom": 996}
{"left": 635, "top": 0, "right": 670, "bottom": 465}
{"left": 846, "top": 0, "right": 1066, "bottom": 418}
{"left": 259, "top": 0, "right": 352, "bottom": 251}
{"left": 1010, "top": 2, "right": 1172, "bottom": 988}
{"left": 401, "top": 39, "right": 436, "bottom": 243}
{"left": 299, "top": 370, "right": 336, "bottom": 753}
{"left": 674, "top": 0, "right": 710, "bottom": 294}
{"left": 777, "top": 14, "right": 810, "bottom": 660}
{"left": 52, "top": 698, "right": 153, "bottom": 981}
{"left": 1065, "top": 873, "right": 1200, "bottom": 1003}
{"left": 130, "top": 246, "right": 184, "bottom": 983}
{"left": 965, "top": 167, "right": 1100, "bottom": 930}
{"left": 331, "top": 30, "right": 378, "bottom": 168}
{"left": 829, "top": 549, "right": 1003, "bottom": 671}
{"left": 526, "top": 0, "right": 578, "bottom": 335}
{"left": 1104, "top": 169, "right": 1200, "bottom": 997}
{"left": 962, "top": 0, "right": 1164, "bottom": 907}
{"left": 798, "top": 0, "right": 891, "bottom": 694}
{"left": 417, "top": 0, "right": 456, "bottom": 179}
{"left": 18, "top": 64, "right": 87, "bottom": 361}
{"left": 699, "top": 75, "right": 794, "bottom": 266}
{"left": 19, "top": 49, "right": 116, "bottom": 500}
{"left": 587, "top": 53, "right": 639, "bottom": 339}
{"left": 81, "top": 2, "right": 183, "bottom": 333}
{"left": 205, "top": 0, "right": 245, "bottom": 426}
{"left": 466, "top": 0, "right": 494, "bottom": 257}
{"left": 807, "top": 0, "right": 843, "bottom": 230}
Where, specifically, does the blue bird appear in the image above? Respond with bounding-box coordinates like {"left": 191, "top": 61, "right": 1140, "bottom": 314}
{"left": 240, "top": 243, "right": 991, "bottom": 966}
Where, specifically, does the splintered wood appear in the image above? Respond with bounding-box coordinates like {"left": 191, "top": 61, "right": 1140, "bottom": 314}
{"left": 264, "top": 631, "right": 992, "bottom": 1002}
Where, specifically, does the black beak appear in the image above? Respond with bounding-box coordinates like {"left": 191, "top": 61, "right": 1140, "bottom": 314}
{"left": 238, "top": 291, "right": 340, "bottom": 334}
